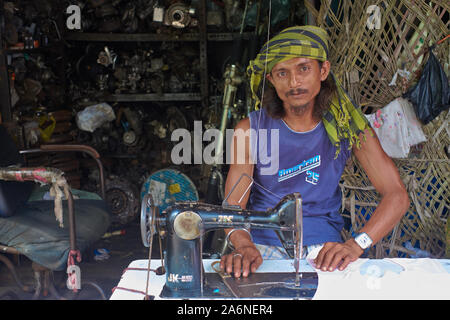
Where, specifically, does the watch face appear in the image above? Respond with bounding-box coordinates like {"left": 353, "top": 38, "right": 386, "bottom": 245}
{"left": 356, "top": 233, "right": 372, "bottom": 249}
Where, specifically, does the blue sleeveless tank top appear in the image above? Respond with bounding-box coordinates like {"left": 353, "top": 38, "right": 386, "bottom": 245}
{"left": 248, "top": 108, "right": 351, "bottom": 246}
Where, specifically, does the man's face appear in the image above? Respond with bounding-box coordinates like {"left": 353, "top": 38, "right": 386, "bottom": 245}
{"left": 266, "top": 57, "right": 330, "bottom": 114}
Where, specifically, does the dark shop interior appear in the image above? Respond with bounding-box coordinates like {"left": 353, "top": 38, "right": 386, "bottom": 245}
{"left": 0, "top": 0, "right": 448, "bottom": 301}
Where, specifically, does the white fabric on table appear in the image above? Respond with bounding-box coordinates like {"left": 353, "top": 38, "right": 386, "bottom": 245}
{"left": 110, "top": 258, "right": 450, "bottom": 300}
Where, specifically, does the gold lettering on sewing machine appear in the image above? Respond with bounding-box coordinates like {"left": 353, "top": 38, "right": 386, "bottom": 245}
{"left": 218, "top": 215, "right": 233, "bottom": 223}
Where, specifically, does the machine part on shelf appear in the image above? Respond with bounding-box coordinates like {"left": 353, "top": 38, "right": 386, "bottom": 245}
{"left": 166, "top": 106, "right": 188, "bottom": 133}
{"left": 97, "top": 74, "right": 109, "bottom": 91}
{"left": 150, "top": 120, "right": 167, "bottom": 139}
{"left": 137, "top": 2, "right": 155, "bottom": 20}
{"left": 122, "top": 130, "right": 137, "bottom": 146}
{"left": 113, "top": 67, "right": 128, "bottom": 92}
{"left": 23, "top": 121, "right": 40, "bottom": 148}
{"left": 77, "top": 123, "right": 118, "bottom": 154}
{"left": 168, "top": 74, "right": 184, "bottom": 93}
{"left": 121, "top": 3, "right": 139, "bottom": 33}
{"left": 224, "top": 0, "right": 244, "bottom": 31}
{"left": 206, "top": 3, "right": 224, "bottom": 28}
{"left": 75, "top": 47, "right": 109, "bottom": 84}
{"left": 122, "top": 107, "right": 143, "bottom": 136}
{"left": 205, "top": 166, "right": 225, "bottom": 205}
{"left": 163, "top": 2, "right": 196, "bottom": 28}
{"left": 150, "top": 57, "right": 164, "bottom": 72}
{"left": 140, "top": 168, "right": 199, "bottom": 214}
{"left": 105, "top": 176, "right": 140, "bottom": 225}
{"left": 22, "top": 78, "right": 43, "bottom": 102}
{"left": 127, "top": 69, "right": 141, "bottom": 93}
{"left": 97, "top": 46, "right": 117, "bottom": 68}
{"left": 71, "top": 41, "right": 200, "bottom": 95}
{"left": 153, "top": 6, "right": 165, "bottom": 23}
{"left": 150, "top": 73, "right": 164, "bottom": 95}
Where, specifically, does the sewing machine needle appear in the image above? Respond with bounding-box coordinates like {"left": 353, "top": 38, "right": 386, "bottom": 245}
{"left": 294, "top": 258, "right": 300, "bottom": 286}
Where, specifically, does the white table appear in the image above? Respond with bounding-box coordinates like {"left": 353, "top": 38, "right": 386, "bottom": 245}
{"left": 110, "top": 258, "right": 450, "bottom": 300}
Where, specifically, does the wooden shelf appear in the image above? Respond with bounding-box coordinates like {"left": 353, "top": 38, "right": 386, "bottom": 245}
{"left": 100, "top": 92, "right": 202, "bottom": 102}
{"left": 64, "top": 32, "right": 254, "bottom": 42}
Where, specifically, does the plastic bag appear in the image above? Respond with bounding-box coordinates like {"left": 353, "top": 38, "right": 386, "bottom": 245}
{"left": 365, "top": 97, "right": 426, "bottom": 158}
{"left": 404, "top": 48, "right": 449, "bottom": 124}
{"left": 38, "top": 114, "right": 56, "bottom": 142}
{"left": 76, "top": 103, "right": 116, "bottom": 132}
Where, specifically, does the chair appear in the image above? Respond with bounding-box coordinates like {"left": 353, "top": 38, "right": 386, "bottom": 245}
{"left": 0, "top": 139, "right": 111, "bottom": 299}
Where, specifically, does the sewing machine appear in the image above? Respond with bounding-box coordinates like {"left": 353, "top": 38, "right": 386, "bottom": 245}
{"left": 140, "top": 192, "right": 318, "bottom": 299}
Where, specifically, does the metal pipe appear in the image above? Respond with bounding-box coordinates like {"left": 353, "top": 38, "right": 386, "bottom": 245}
{"left": 20, "top": 144, "right": 106, "bottom": 199}
{"left": 215, "top": 64, "right": 242, "bottom": 166}
{"left": 67, "top": 190, "right": 77, "bottom": 252}
{"left": 0, "top": 245, "right": 21, "bottom": 255}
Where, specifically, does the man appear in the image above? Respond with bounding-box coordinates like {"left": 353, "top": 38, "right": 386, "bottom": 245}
{"left": 219, "top": 26, "right": 410, "bottom": 277}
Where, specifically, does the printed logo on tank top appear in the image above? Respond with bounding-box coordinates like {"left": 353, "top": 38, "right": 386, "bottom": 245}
{"left": 277, "top": 154, "right": 321, "bottom": 184}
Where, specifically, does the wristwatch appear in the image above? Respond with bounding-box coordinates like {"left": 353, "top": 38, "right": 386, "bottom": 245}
{"left": 354, "top": 232, "right": 373, "bottom": 250}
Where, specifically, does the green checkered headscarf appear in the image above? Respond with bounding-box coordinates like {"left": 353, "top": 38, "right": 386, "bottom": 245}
{"left": 247, "top": 25, "right": 371, "bottom": 158}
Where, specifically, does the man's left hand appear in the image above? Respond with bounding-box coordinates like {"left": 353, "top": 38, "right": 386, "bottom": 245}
{"left": 314, "top": 240, "right": 364, "bottom": 272}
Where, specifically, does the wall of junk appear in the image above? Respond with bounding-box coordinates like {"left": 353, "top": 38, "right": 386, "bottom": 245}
{"left": 0, "top": 0, "right": 310, "bottom": 225}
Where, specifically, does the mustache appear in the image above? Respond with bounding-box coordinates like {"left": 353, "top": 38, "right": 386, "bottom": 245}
{"left": 286, "top": 88, "right": 309, "bottom": 97}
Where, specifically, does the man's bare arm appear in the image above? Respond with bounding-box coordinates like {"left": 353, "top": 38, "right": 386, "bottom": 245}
{"left": 351, "top": 128, "right": 410, "bottom": 243}
{"left": 219, "top": 118, "right": 263, "bottom": 277}
{"left": 315, "top": 129, "right": 410, "bottom": 271}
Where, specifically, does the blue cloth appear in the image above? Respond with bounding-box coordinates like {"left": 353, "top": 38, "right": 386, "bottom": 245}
{"left": 0, "top": 198, "right": 111, "bottom": 271}
{"left": 248, "top": 108, "right": 351, "bottom": 246}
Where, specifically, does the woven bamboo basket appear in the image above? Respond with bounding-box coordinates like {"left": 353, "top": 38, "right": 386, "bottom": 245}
{"left": 305, "top": 0, "right": 449, "bottom": 258}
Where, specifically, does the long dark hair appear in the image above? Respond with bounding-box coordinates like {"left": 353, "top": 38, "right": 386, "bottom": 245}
{"left": 261, "top": 62, "right": 337, "bottom": 120}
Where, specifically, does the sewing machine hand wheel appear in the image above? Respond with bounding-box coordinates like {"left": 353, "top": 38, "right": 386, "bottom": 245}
{"left": 140, "top": 193, "right": 157, "bottom": 248}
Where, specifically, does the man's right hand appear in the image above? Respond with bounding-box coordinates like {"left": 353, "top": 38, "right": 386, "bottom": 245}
{"left": 219, "top": 244, "right": 263, "bottom": 278}
{"left": 219, "top": 117, "right": 261, "bottom": 278}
